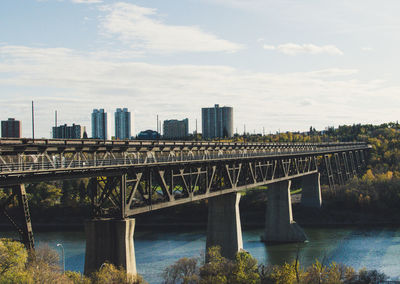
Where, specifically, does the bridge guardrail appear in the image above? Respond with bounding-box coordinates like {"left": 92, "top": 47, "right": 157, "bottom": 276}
{"left": 0, "top": 145, "right": 368, "bottom": 174}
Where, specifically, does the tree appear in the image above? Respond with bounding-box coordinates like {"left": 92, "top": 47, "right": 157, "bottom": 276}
{"left": 267, "top": 262, "right": 298, "bottom": 284}
{"left": 199, "top": 246, "right": 233, "bottom": 284}
{"left": 61, "top": 179, "right": 83, "bottom": 207}
{"left": 231, "top": 251, "right": 259, "bottom": 284}
{"left": 90, "top": 262, "right": 146, "bottom": 284}
{"left": 0, "top": 238, "right": 28, "bottom": 283}
{"left": 27, "top": 182, "right": 62, "bottom": 207}
{"left": 163, "top": 257, "right": 199, "bottom": 284}
{"left": 26, "top": 243, "right": 67, "bottom": 284}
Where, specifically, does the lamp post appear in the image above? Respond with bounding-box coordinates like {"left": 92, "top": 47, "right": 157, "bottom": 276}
{"left": 57, "top": 243, "right": 65, "bottom": 274}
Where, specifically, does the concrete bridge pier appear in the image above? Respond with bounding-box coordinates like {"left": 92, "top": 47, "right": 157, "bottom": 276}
{"left": 84, "top": 218, "right": 136, "bottom": 277}
{"left": 263, "top": 180, "right": 307, "bottom": 243}
{"left": 206, "top": 193, "right": 243, "bottom": 260}
{"left": 301, "top": 173, "right": 322, "bottom": 208}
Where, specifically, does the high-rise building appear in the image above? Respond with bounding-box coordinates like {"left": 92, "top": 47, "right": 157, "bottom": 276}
{"left": 91, "top": 109, "right": 107, "bottom": 139}
{"left": 163, "top": 119, "right": 189, "bottom": 139}
{"left": 1, "top": 118, "right": 21, "bottom": 138}
{"left": 52, "top": 124, "right": 82, "bottom": 139}
{"left": 115, "top": 108, "right": 131, "bottom": 140}
{"left": 202, "top": 104, "right": 233, "bottom": 139}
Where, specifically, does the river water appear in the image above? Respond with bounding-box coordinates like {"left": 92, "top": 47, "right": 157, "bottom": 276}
{"left": 1, "top": 226, "right": 400, "bottom": 283}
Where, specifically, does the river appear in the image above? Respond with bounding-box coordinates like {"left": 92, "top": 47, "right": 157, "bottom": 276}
{"left": 1, "top": 226, "right": 400, "bottom": 283}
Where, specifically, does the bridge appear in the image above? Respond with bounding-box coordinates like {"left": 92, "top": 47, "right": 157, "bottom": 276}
{"left": 0, "top": 138, "right": 370, "bottom": 276}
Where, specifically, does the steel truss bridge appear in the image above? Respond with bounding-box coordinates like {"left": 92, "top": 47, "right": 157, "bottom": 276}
{"left": 0, "top": 138, "right": 371, "bottom": 251}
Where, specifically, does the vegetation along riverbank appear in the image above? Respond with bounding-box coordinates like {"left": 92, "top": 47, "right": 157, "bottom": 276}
{"left": 0, "top": 237, "right": 391, "bottom": 284}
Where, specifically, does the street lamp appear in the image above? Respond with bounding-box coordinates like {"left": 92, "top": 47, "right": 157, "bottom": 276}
{"left": 57, "top": 243, "right": 65, "bottom": 274}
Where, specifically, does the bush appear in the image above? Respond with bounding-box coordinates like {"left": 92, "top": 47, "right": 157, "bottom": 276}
{"left": 357, "top": 268, "right": 387, "bottom": 283}
{"left": 90, "top": 262, "right": 146, "bottom": 284}
{"left": 65, "top": 271, "right": 91, "bottom": 284}
{"left": 163, "top": 247, "right": 260, "bottom": 284}
{"left": 0, "top": 238, "right": 29, "bottom": 283}
{"left": 163, "top": 257, "right": 199, "bottom": 284}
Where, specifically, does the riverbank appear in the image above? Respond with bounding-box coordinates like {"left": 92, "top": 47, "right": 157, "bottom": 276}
{"left": 1, "top": 197, "right": 400, "bottom": 232}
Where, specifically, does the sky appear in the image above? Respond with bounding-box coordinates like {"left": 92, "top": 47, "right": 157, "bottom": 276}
{"left": 1, "top": 0, "right": 400, "bottom": 138}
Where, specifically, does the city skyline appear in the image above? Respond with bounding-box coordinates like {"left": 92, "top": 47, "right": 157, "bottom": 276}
{"left": 1, "top": 1, "right": 400, "bottom": 138}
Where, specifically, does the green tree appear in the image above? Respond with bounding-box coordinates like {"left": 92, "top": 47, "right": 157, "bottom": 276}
{"left": 267, "top": 262, "right": 298, "bottom": 284}
{"left": 90, "top": 262, "right": 146, "bottom": 284}
{"left": 199, "top": 246, "right": 234, "bottom": 284}
{"left": 231, "top": 251, "right": 259, "bottom": 284}
{"left": 61, "top": 180, "right": 81, "bottom": 206}
{"left": 27, "top": 182, "right": 62, "bottom": 207}
{"left": 0, "top": 238, "right": 29, "bottom": 283}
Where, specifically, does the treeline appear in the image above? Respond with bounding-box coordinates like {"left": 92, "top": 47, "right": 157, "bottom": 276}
{"left": 162, "top": 246, "right": 387, "bottom": 284}
{"left": 231, "top": 122, "right": 400, "bottom": 215}
{"left": 322, "top": 170, "right": 400, "bottom": 216}
{"left": 234, "top": 122, "right": 400, "bottom": 172}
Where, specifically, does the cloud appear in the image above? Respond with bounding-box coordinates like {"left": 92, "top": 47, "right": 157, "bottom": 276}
{"left": 306, "top": 68, "right": 359, "bottom": 77}
{"left": 0, "top": 44, "right": 398, "bottom": 138}
{"left": 262, "top": 45, "right": 275, "bottom": 50}
{"left": 362, "top": 47, "right": 373, "bottom": 52}
{"left": 98, "top": 2, "right": 243, "bottom": 53}
{"left": 71, "top": 0, "right": 103, "bottom": 3}
{"left": 263, "top": 43, "right": 343, "bottom": 56}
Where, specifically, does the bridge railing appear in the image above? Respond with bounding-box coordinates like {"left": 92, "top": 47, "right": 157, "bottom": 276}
{"left": 0, "top": 137, "right": 367, "bottom": 151}
{"left": 0, "top": 144, "right": 368, "bottom": 174}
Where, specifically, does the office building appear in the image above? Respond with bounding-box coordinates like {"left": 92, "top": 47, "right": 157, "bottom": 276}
{"left": 115, "top": 108, "right": 131, "bottom": 140}
{"left": 91, "top": 109, "right": 107, "bottom": 139}
{"left": 52, "top": 124, "right": 82, "bottom": 139}
{"left": 1, "top": 118, "right": 21, "bottom": 138}
{"left": 137, "top": 130, "right": 160, "bottom": 140}
{"left": 202, "top": 104, "right": 233, "bottom": 139}
{"left": 163, "top": 119, "right": 189, "bottom": 139}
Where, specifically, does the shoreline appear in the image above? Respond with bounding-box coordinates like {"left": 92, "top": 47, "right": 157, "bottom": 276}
{"left": 1, "top": 213, "right": 399, "bottom": 233}
{"left": 1, "top": 198, "right": 399, "bottom": 232}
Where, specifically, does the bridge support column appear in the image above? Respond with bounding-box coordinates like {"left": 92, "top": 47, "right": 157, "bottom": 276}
{"left": 84, "top": 218, "right": 136, "bottom": 277}
{"left": 206, "top": 193, "right": 243, "bottom": 260}
{"left": 301, "top": 173, "right": 322, "bottom": 208}
{"left": 263, "top": 180, "right": 307, "bottom": 243}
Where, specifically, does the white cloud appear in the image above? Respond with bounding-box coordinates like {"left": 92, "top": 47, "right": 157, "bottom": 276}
{"left": 99, "top": 2, "right": 243, "bottom": 53}
{"left": 36, "top": 0, "right": 103, "bottom": 3}
{"left": 362, "top": 47, "right": 373, "bottom": 52}
{"left": 0, "top": 45, "right": 398, "bottom": 138}
{"left": 306, "top": 68, "right": 359, "bottom": 77}
{"left": 71, "top": 0, "right": 102, "bottom": 3}
{"left": 263, "top": 43, "right": 343, "bottom": 56}
{"left": 262, "top": 44, "right": 275, "bottom": 50}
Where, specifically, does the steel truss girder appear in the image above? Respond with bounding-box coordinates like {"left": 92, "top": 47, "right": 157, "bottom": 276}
{"left": 333, "top": 153, "right": 345, "bottom": 185}
{"left": 324, "top": 155, "right": 335, "bottom": 189}
{"left": 0, "top": 185, "right": 34, "bottom": 251}
{"left": 321, "top": 150, "right": 368, "bottom": 190}
{"left": 89, "top": 155, "right": 319, "bottom": 218}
